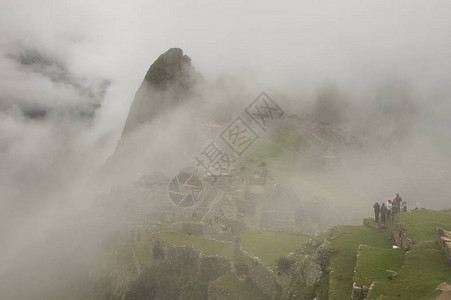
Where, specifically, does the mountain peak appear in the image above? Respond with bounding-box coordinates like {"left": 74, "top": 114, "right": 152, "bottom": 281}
{"left": 143, "top": 47, "right": 194, "bottom": 90}
{"left": 121, "top": 47, "right": 200, "bottom": 137}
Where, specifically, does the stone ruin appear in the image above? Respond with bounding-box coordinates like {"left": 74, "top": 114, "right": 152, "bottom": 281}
{"left": 435, "top": 227, "right": 451, "bottom": 264}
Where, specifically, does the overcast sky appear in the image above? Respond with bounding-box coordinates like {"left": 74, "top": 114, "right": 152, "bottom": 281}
{"left": 2, "top": 0, "right": 451, "bottom": 135}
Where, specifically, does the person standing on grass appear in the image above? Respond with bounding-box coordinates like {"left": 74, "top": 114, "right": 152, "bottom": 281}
{"left": 402, "top": 201, "right": 407, "bottom": 212}
{"left": 381, "top": 202, "right": 387, "bottom": 223}
{"left": 396, "top": 193, "right": 402, "bottom": 205}
{"left": 387, "top": 200, "right": 392, "bottom": 220}
{"left": 392, "top": 196, "right": 399, "bottom": 215}
{"left": 373, "top": 202, "right": 380, "bottom": 222}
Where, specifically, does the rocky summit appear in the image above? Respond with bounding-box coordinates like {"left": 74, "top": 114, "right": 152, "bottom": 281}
{"left": 121, "top": 48, "right": 201, "bottom": 138}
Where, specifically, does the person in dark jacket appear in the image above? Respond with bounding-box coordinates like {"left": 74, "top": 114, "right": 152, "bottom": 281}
{"left": 373, "top": 202, "right": 380, "bottom": 222}
{"left": 380, "top": 203, "right": 388, "bottom": 223}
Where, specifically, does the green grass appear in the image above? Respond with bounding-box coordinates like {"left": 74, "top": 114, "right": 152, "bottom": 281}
{"left": 244, "top": 138, "right": 296, "bottom": 170}
{"left": 152, "top": 231, "right": 234, "bottom": 258}
{"left": 379, "top": 243, "right": 451, "bottom": 299}
{"left": 210, "top": 273, "right": 269, "bottom": 300}
{"left": 132, "top": 240, "right": 152, "bottom": 265}
{"left": 270, "top": 126, "right": 307, "bottom": 151}
{"left": 396, "top": 209, "right": 451, "bottom": 242}
{"left": 374, "top": 210, "right": 451, "bottom": 299}
{"left": 327, "top": 225, "right": 394, "bottom": 300}
{"left": 316, "top": 272, "right": 330, "bottom": 300}
{"left": 240, "top": 229, "right": 310, "bottom": 269}
{"left": 354, "top": 245, "right": 404, "bottom": 299}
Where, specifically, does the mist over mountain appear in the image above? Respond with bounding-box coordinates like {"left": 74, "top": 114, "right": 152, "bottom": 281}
{"left": 1, "top": 1, "right": 451, "bottom": 299}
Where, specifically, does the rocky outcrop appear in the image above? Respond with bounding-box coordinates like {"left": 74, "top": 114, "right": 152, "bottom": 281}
{"left": 299, "top": 256, "right": 322, "bottom": 286}
{"left": 233, "top": 245, "right": 281, "bottom": 297}
{"left": 392, "top": 219, "right": 413, "bottom": 251}
{"left": 351, "top": 282, "right": 369, "bottom": 300}
{"left": 435, "top": 227, "right": 451, "bottom": 263}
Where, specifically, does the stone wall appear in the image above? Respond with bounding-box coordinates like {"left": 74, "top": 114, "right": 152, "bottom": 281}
{"left": 152, "top": 240, "right": 232, "bottom": 282}
{"left": 392, "top": 219, "right": 413, "bottom": 251}
{"left": 202, "top": 223, "right": 235, "bottom": 242}
{"left": 351, "top": 245, "right": 369, "bottom": 300}
{"left": 435, "top": 227, "right": 451, "bottom": 263}
{"left": 351, "top": 282, "right": 369, "bottom": 300}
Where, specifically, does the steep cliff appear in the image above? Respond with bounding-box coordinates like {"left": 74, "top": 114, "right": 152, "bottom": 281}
{"left": 121, "top": 48, "right": 201, "bottom": 138}
{"left": 94, "top": 48, "right": 203, "bottom": 189}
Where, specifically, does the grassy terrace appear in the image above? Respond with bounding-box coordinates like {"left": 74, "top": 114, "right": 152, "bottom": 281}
{"left": 354, "top": 245, "right": 404, "bottom": 299}
{"left": 210, "top": 273, "right": 269, "bottom": 300}
{"left": 240, "top": 229, "right": 310, "bottom": 269}
{"left": 326, "top": 211, "right": 451, "bottom": 299}
{"left": 244, "top": 138, "right": 296, "bottom": 171}
{"left": 379, "top": 243, "right": 451, "bottom": 299}
{"left": 152, "top": 231, "right": 234, "bottom": 258}
{"left": 327, "top": 225, "right": 393, "bottom": 300}
{"left": 396, "top": 209, "right": 451, "bottom": 242}
{"left": 378, "top": 210, "right": 451, "bottom": 299}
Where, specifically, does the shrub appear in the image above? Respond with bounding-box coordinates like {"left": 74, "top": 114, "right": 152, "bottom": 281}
{"left": 276, "top": 256, "right": 294, "bottom": 272}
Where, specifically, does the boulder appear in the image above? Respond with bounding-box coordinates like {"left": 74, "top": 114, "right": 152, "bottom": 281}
{"left": 300, "top": 256, "right": 322, "bottom": 286}
{"left": 386, "top": 270, "right": 398, "bottom": 280}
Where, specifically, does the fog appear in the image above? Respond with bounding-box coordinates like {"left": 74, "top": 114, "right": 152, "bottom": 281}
{"left": 1, "top": 1, "right": 451, "bottom": 299}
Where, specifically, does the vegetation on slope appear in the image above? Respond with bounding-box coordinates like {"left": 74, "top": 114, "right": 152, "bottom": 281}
{"left": 396, "top": 209, "right": 451, "bottom": 242}
{"left": 240, "top": 229, "right": 309, "bottom": 269}
{"left": 379, "top": 243, "right": 451, "bottom": 299}
{"left": 377, "top": 210, "right": 451, "bottom": 299}
{"left": 326, "top": 225, "right": 394, "bottom": 299}
{"left": 354, "top": 245, "right": 404, "bottom": 299}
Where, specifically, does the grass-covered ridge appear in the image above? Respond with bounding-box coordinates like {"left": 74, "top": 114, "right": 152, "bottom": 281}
{"left": 240, "top": 229, "right": 309, "bottom": 269}
{"left": 153, "top": 231, "right": 234, "bottom": 257}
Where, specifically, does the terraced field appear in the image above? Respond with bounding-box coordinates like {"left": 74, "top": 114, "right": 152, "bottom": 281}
{"left": 326, "top": 210, "right": 451, "bottom": 299}
{"left": 240, "top": 229, "right": 310, "bottom": 269}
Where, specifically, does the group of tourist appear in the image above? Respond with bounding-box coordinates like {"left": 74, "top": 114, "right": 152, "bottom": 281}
{"left": 373, "top": 193, "right": 407, "bottom": 223}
